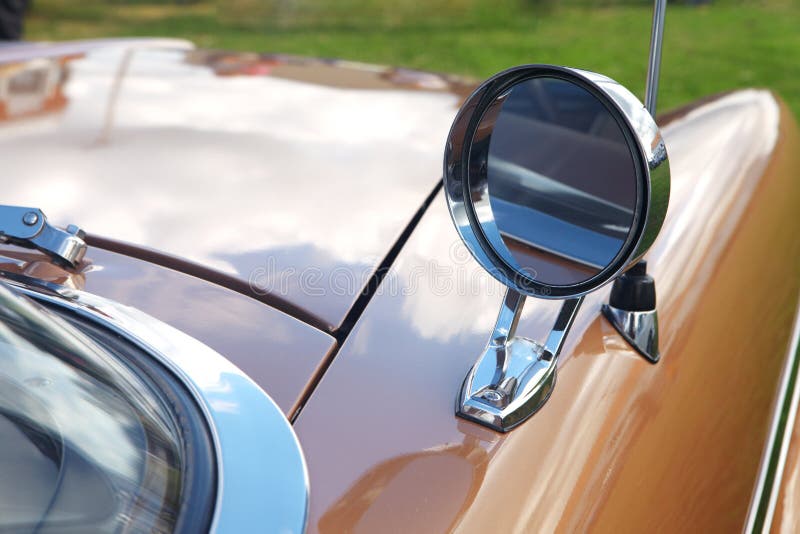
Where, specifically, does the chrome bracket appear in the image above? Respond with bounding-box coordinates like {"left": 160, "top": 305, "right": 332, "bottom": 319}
{"left": 602, "top": 305, "right": 660, "bottom": 363}
{"left": 457, "top": 288, "right": 584, "bottom": 432}
{"left": 0, "top": 206, "right": 87, "bottom": 268}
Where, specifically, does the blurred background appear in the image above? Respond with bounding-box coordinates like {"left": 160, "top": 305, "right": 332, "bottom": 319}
{"left": 6, "top": 0, "right": 800, "bottom": 117}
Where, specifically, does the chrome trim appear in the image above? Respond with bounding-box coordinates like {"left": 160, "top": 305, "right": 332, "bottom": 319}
{"left": 457, "top": 288, "right": 584, "bottom": 432}
{"left": 3, "top": 276, "right": 309, "bottom": 534}
{"left": 601, "top": 304, "right": 660, "bottom": 363}
{"left": 0, "top": 205, "right": 87, "bottom": 267}
{"left": 745, "top": 298, "right": 800, "bottom": 533}
{"left": 645, "top": 0, "right": 667, "bottom": 116}
{"left": 571, "top": 67, "right": 670, "bottom": 264}
{"left": 544, "top": 296, "right": 584, "bottom": 357}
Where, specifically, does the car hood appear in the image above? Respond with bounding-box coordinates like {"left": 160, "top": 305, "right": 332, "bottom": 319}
{"left": 0, "top": 39, "right": 473, "bottom": 332}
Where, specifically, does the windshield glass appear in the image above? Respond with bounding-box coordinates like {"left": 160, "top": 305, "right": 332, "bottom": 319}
{"left": 0, "top": 284, "right": 211, "bottom": 532}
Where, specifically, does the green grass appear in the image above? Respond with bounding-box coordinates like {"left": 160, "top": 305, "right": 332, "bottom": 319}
{"left": 25, "top": 0, "right": 800, "bottom": 118}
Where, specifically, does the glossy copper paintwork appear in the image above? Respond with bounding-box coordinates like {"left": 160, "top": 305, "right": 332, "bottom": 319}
{"left": 3, "top": 38, "right": 800, "bottom": 531}
{"left": 294, "top": 91, "right": 800, "bottom": 532}
{"left": 0, "top": 243, "right": 336, "bottom": 415}
{"left": 0, "top": 40, "right": 470, "bottom": 332}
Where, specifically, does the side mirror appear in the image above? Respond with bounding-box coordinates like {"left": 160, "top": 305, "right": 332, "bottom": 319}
{"left": 444, "top": 65, "right": 670, "bottom": 432}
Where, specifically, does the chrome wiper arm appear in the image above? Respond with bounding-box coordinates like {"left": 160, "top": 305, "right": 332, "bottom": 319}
{"left": 0, "top": 206, "right": 87, "bottom": 268}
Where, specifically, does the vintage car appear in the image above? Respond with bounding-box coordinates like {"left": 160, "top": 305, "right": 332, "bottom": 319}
{"left": 0, "top": 5, "right": 798, "bottom": 533}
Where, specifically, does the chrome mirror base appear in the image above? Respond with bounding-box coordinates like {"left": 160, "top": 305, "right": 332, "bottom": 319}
{"left": 456, "top": 289, "right": 583, "bottom": 432}
{"left": 602, "top": 304, "right": 660, "bottom": 363}
{"left": 457, "top": 336, "right": 557, "bottom": 432}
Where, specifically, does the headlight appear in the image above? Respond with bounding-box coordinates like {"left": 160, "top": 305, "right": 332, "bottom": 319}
{"left": 0, "top": 284, "right": 215, "bottom": 533}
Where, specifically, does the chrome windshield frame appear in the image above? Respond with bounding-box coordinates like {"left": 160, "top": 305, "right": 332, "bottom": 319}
{"left": 0, "top": 274, "right": 309, "bottom": 534}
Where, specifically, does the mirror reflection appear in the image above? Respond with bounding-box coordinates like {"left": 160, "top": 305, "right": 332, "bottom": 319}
{"left": 484, "top": 76, "right": 638, "bottom": 286}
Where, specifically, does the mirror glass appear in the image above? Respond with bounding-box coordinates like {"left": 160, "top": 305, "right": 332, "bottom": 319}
{"left": 478, "top": 76, "right": 638, "bottom": 287}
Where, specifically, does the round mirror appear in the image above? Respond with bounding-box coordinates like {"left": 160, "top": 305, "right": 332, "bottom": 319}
{"left": 444, "top": 65, "right": 669, "bottom": 298}
{"left": 483, "top": 76, "right": 639, "bottom": 286}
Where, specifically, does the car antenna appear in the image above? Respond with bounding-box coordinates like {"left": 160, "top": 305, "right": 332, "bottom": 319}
{"left": 644, "top": 0, "right": 667, "bottom": 116}
{"left": 602, "top": 0, "right": 667, "bottom": 363}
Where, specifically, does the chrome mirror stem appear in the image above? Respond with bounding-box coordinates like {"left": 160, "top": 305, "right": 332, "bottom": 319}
{"left": 491, "top": 287, "right": 525, "bottom": 346}
{"left": 456, "top": 288, "right": 584, "bottom": 432}
{"left": 544, "top": 296, "right": 584, "bottom": 359}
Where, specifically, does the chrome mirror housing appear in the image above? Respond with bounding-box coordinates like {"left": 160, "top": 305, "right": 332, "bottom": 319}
{"left": 443, "top": 65, "right": 670, "bottom": 432}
